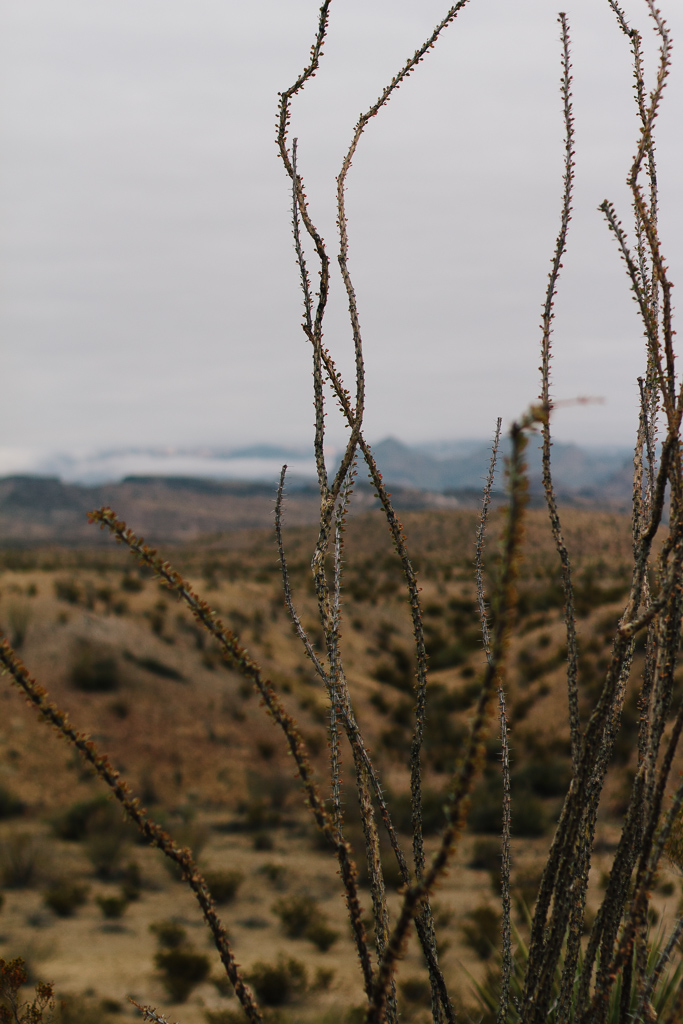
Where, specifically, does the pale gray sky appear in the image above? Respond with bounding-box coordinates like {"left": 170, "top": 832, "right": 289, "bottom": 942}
{"left": 1, "top": 0, "right": 682, "bottom": 471}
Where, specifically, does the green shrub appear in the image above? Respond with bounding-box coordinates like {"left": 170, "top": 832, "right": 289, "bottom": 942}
{"left": 0, "top": 785, "right": 25, "bottom": 821}
{"left": 205, "top": 870, "right": 243, "bottom": 905}
{"left": 512, "top": 867, "right": 544, "bottom": 917}
{"left": 467, "top": 782, "right": 503, "bottom": 835}
{"left": 120, "top": 860, "right": 142, "bottom": 901}
{"left": 246, "top": 956, "right": 307, "bottom": 1006}
{"left": 257, "top": 862, "right": 287, "bottom": 889}
{"left": 305, "top": 919, "right": 340, "bottom": 952}
{"left": 468, "top": 838, "right": 501, "bottom": 873}
{"left": 0, "top": 833, "right": 44, "bottom": 888}
{"left": 54, "top": 579, "right": 82, "bottom": 604}
{"left": 272, "top": 894, "right": 318, "bottom": 937}
{"left": 7, "top": 600, "right": 32, "bottom": 649}
{"left": 54, "top": 993, "right": 116, "bottom": 1024}
{"left": 52, "top": 796, "right": 111, "bottom": 841}
{"left": 43, "top": 880, "right": 89, "bottom": 917}
{"left": 313, "top": 966, "right": 336, "bottom": 991}
{"left": 85, "top": 828, "right": 128, "bottom": 880}
{"left": 272, "top": 893, "right": 338, "bottom": 949}
{"left": 70, "top": 643, "right": 119, "bottom": 693}
{"left": 55, "top": 799, "right": 135, "bottom": 878}
{"left": 512, "top": 795, "right": 548, "bottom": 838}
{"left": 372, "top": 646, "right": 414, "bottom": 692}
{"left": 120, "top": 573, "right": 143, "bottom": 593}
{"left": 425, "top": 638, "right": 467, "bottom": 670}
{"left": 163, "top": 819, "right": 210, "bottom": 879}
{"left": 392, "top": 788, "right": 446, "bottom": 836}
{"left": 399, "top": 976, "right": 432, "bottom": 1006}
{"left": 460, "top": 904, "right": 501, "bottom": 960}
{"left": 253, "top": 831, "right": 275, "bottom": 851}
{"left": 96, "top": 894, "right": 128, "bottom": 919}
{"left": 107, "top": 698, "right": 130, "bottom": 719}
{"left": 155, "top": 948, "right": 210, "bottom": 1003}
{"left": 512, "top": 758, "right": 571, "bottom": 798}
{"left": 150, "top": 919, "right": 187, "bottom": 949}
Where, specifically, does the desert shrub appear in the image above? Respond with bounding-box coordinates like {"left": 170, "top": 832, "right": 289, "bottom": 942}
{"left": 399, "top": 976, "right": 432, "bottom": 1007}
{"left": 204, "top": 870, "right": 243, "bottom": 905}
{"left": 238, "top": 801, "right": 280, "bottom": 832}
{"left": 469, "top": 774, "right": 548, "bottom": 838}
{"left": 510, "top": 795, "right": 548, "bottom": 839}
{"left": 271, "top": 894, "right": 338, "bottom": 949}
{"left": 516, "top": 643, "right": 567, "bottom": 685}
{"left": 460, "top": 904, "right": 501, "bottom": 961}
{"left": 252, "top": 832, "right": 275, "bottom": 851}
{"left": 257, "top": 862, "right": 287, "bottom": 889}
{"left": 511, "top": 758, "right": 571, "bottom": 798}
{"left": 369, "top": 691, "right": 390, "bottom": 714}
{"left": 391, "top": 788, "right": 446, "bottom": 837}
{"left": 372, "top": 645, "right": 414, "bottom": 692}
{"left": 0, "top": 786, "right": 24, "bottom": 821}
{"left": 85, "top": 823, "right": 130, "bottom": 880}
{"left": 305, "top": 920, "right": 340, "bottom": 952}
{"left": 162, "top": 818, "right": 210, "bottom": 879}
{"left": 107, "top": 697, "right": 130, "bottom": 719}
{"left": 573, "top": 568, "right": 629, "bottom": 617}
{"left": 52, "top": 795, "right": 111, "bottom": 841}
{"left": 272, "top": 894, "right": 319, "bottom": 938}
{"left": 53, "top": 993, "right": 117, "bottom": 1024}
{"left": 424, "top": 635, "right": 468, "bottom": 670}
{"left": 119, "top": 860, "right": 142, "bottom": 901}
{"left": 56, "top": 799, "right": 135, "bottom": 879}
{"left": 246, "top": 957, "right": 307, "bottom": 1006}
{"left": 155, "top": 948, "right": 211, "bottom": 1003}
{"left": 145, "top": 602, "right": 167, "bottom": 637}
{"left": 120, "top": 573, "right": 143, "bottom": 593}
{"left": 43, "top": 880, "right": 89, "bottom": 917}
{"left": 6, "top": 601, "right": 31, "bottom": 649}
{"left": 468, "top": 838, "right": 502, "bottom": 873}
{"left": 468, "top": 778, "right": 504, "bottom": 836}
{"left": 313, "top": 967, "right": 336, "bottom": 992}
{"left": 512, "top": 867, "right": 544, "bottom": 918}
{"left": 70, "top": 643, "right": 119, "bottom": 693}
{"left": 0, "top": 833, "right": 44, "bottom": 888}
{"left": 423, "top": 694, "right": 468, "bottom": 773}
{"left": 150, "top": 920, "right": 188, "bottom": 949}
{"left": 54, "top": 579, "right": 81, "bottom": 605}
{"left": 96, "top": 894, "right": 128, "bottom": 919}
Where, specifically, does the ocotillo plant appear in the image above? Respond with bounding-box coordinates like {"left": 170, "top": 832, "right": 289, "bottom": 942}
{"left": 2, "top": 2, "right": 683, "bottom": 1023}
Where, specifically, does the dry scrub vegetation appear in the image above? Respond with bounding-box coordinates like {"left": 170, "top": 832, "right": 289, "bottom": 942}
{"left": 0, "top": 508, "right": 680, "bottom": 1024}
{"left": 3, "top": 2, "right": 683, "bottom": 1024}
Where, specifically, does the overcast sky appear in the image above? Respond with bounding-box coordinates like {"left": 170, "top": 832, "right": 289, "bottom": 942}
{"left": 1, "top": 0, "right": 682, "bottom": 472}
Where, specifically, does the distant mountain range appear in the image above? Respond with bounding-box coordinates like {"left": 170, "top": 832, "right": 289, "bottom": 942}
{"left": 0, "top": 437, "right": 634, "bottom": 494}
{"left": 374, "top": 437, "right": 634, "bottom": 500}
{"left": 0, "top": 438, "right": 636, "bottom": 545}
